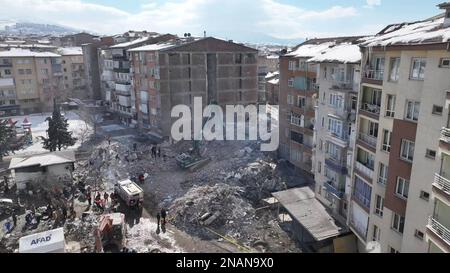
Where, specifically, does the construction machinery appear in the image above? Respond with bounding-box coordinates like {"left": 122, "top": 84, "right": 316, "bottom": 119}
{"left": 94, "top": 213, "right": 126, "bottom": 253}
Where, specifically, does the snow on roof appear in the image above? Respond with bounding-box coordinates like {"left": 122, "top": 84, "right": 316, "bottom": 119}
{"left": 9, "top": 151, "right": 75, "bottom": 169}
{"left": 362, "top": 17, "right": 450, "bottom": 47}
{"left": 58, "top": 47, "right": 83, "bottom": 55}
{"left": 268, "top": 78, "right": 279, "bottom": 85}
{"left": 265, "top": 71, "right": 279, "bottom": 79}
{"left": 308, "top": 43, "right": 361, "bottom": 64}
{"left": 285, "top": 42, "right": 335, "bottom": 58}
{"left": 0, "top": 48, "right": 60, "bottom": 58}
{"left": 110, "top": 36, "right": 152, "bottom": 49}
{"left": 128, "top": 42, "right": 176, "bottom": 52}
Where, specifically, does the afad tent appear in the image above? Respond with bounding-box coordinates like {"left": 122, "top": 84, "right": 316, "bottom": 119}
{"left": 19, "top": 227, "right": 65, "bottom": 253}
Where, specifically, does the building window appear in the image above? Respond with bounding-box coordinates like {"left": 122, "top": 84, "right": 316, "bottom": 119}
{"left": 4, "top": 69, "right": 11, "bottom": 75}
{"left": 18, "top": 69, "right": 25, "bottom": 75}
{"left": 400, "top": 139, "right": 415, "bottom": 162}
{"left": 290, "top": 113, "right": 304, "bottom": 127}
{"left": 410, "top": 57, "right": 426, "bottom": 80}
{"left": 419, "top": 191, "right": 430, "bottom": 201}
{"left": 382, "top": 129, "right": 392, "bottom": 153}
{"left": 405, "top": 100, "right": 420, "bottom": 121}
{"left": 374, "top": 195, "right": 384, "bottom": 217}
{"left": 329, "top": 93, "right": 344, "bottom": 109}
{"left": 327, "top": 142, "right": 342, "bottom": 161}
{"left": 389, "top": 57, "right": 400, "bottom": 81}
{"left": 25, "top": 69, "right": 32, "bottom": 75}
{"left": 288, "top": 78, "right": 294, "bottom": 87}
{"left": 385, "top": 94, "right": 396, "bottom": 118}
{"left": 291, "top": 131, "right": 304, "bottom": 144}
{"left": 373, "top": 225, "right": 381, "bottom": 242}
{"left": 391, "top": 213, "right": 405, "bottom": 234}
{"left": 354, "top": 176, "right": 372, "bottom": 209}
{"left": 439, "top": 58, "right": 450, "bottom": 68}
{"left": 318, "top": 161, "right": 322, "bottom": 174}
{"left": 432, "top": 105, "right": 443, "bottom": 116}
{"left": 328, "top": 118, "right": 343, "bottom": 138}
{"left": 288, "top": 61, "right": 297, "bottom": 71}
{"left": 297, "top": 96, "right": 306, "bottom": 108}
{"left": 287, "top": 94, "right": 294, "bottom": 105}
{"left": 319, "top": 139, "right": 323, "bottom": 151}
{"left": 396, "top": 177, "right": 410, "bottom": 199}
{"left": 414, "top": 230, "right": 424, "bottom": 240}
{"left": 378, "top": 163, "right": 388, "bottom": 186}
{"left": 425, "top": 149, "right": 436, "bottom": 160}
{"left": 389, "top": 246, "right": 400, "bottom": 254}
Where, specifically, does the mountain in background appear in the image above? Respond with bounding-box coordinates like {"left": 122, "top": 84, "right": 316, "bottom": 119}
{"left": 0, "top": 20, "right": 86, "bottom": 36}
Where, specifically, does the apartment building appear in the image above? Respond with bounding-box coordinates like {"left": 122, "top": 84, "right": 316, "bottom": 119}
{"left": 348, "top": 3, "right": 450, "bottom": 253}
{"left": 309, "top": 39, "right": 363, "bottom": 225}
{"left": 0, "top": 49, "right": 64, "bottom": 116}
{"left": 58, "top": 47, "right": 86, "bottom": 100}
{"left": 257, "top": 54, "right": 279, "bottom": 103}
{"left": 278, "top": 39, "right": 332, "bottom": 176}
{"left": 101, "top": 34, "right": 175, "bottom": 126}
{"left": 265, "top": 71, "right": 279, "bottom": 105}
{"left": 128, "top": 37, "right": 258, "bottom": 137}
{"left": 82, "top": 36, "right": 114, "bottom": 101}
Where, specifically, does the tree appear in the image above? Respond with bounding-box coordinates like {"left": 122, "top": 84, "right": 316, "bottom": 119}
{"left": 0, "top": 119, "right": 24, "bottom": 161}
{"left": 41, "top": 100, "right": 77, "bottom": 152}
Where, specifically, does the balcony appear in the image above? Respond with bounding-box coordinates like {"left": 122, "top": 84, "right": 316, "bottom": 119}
{"left": 0, "top": 78, "right": 15, "bottom": 87}
{"left": 428, "top": 217, "right": 450, "bottom": 247}
{"left": 324, "top": 181, "right": 345, "bottom": 199}
{"left": 330, "top": 80, "right": 356, "bottom": 92}
{"left": 433, "top": 173, "right": 450, "bottom": 197}
{"left": 0, "top": 61, "right": 12, "bottom": 67}
{"left": 115, "top": 83, "right": 131, "bottom": 94}
{"left": 328, "top": 131, "right": 349, "bottom": 147}
{"left": 441, "top": 127, "right": 450, "bottom": 145}
{"left": 358, "top": 132, "right": 377, "bottom": 150}
{"left": 325, "top": 155, "right": 348, "bottom": 175}
{"left": 355, "top": 161, "right": 374, "bottom": 180}
{"left": 360, "top": 103, "right": 381, "bottom": 120}
{"left": 364, "top": 70, "right": 384, "bottom": 81}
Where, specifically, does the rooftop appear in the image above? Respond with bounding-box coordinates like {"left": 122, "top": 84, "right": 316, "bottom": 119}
{"left": 362, "top": 17, "right": 450, "bottom": 47}
{"left": 109, "top": 35, "right": 162, "bottom": 49}
{"left": 0, "top": 48, "right": 61, "bottom": 58}
{"left": 308, "top": 43, "right": 362, "bottom": 64}
{"left": 57, "top": 47, "right": 82, "bottom": 56}
{"left": 272, "top": 187, "right": 344, "bottom": 242}
{"left": 9, "top": 151, "right": 75, "bottom": 169}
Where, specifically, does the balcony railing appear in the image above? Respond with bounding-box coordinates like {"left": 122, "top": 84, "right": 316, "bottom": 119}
{"left": 360, "top": 103, "right": 381, "bottom": 115}
{"left": 324, "top": 181, "right": 345, "bottom": 199}
{"left": 428, "top": 217, "right": 450, "bottom": 245}
{"left": 434, "top": 173, "right": 450, "bottom": 194}
{"left": 331, "top": 80, "right": 354, "bottom": 91}
{"left": 0, "top": 78, "right": 15, "bottom": 87}
{"left": 358, "top": 132, "right": 378, "bottom": 149}
{"left": 364, "top": 70, "right": 384, "bottom": 81}
{"left": 441, "top": 127, "right": 450, "bottom": 144}
{"left": 355, "top": 161, "right": 374, "bottom": 179}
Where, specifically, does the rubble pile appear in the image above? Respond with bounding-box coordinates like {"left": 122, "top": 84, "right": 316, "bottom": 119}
{"left": 64, "top": 215, "right": 98, "bottom": 252}
{"left": 169, "top": 183, "right": 256, "bottom": 240}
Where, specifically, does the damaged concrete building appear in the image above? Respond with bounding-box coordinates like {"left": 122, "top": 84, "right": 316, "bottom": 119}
{"left": 128, "top": 37, "right": 258, "bottom": 137}
{"left": 9, "top": 151, "right": 75, "bottom": 190}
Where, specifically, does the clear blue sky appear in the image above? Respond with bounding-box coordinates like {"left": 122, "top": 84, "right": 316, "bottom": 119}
{"left": 0, "top": 0, "right": 446, "bottom": 44}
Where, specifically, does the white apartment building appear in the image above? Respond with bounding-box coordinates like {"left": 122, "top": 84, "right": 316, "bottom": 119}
{"left": 348, "top": 3, "right": 450, "bottom": 253}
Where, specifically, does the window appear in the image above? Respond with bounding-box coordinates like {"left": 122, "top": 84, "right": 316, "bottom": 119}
{"left": 4, "top": 69, "right": 11, "bottom": 75}
{"left": 432, "top": 105, "right": 443, "bottom": 115}
{"left": 400, "top": 139, "right": 415, "bottom": 162}
{"left": 354, "top": 177, "right": 372, "bottom": 208}
{"left": 373, "top": 225, "right": 380, "bottom": 242}
{"left": 327, "top": 142, "right": 341, "bottom": 161}
{"left": 389, "top": 57, "right": 400, "bottom": 81}
{"left": 420, "top": 191, "right": 430, "bottom": 201}
{"left": 323, "top": 66, "right": 327, "bottom": 79}
{"left": 319, "top": 140, "right": 323, "bottom": 151}
{"left": 426, "top": 149, "right": 436, "bottom": 159}
{"left": 382, "top": 130, "right": 392, "bottom": 152}
{"left": 329, "top": 93, "right": 343, "bottom": 109}
{"left": 405, "top": 100, "right": 420, "bottom": 121}
{"left": 415, "top": 230, "right": 424, "bottom": 240}
{"left": 374, "top": 195, "right": 384, "bottom": 217}
{"left": 328, "top": 118, "right": 343, "bottom": 137}
{"left": 392, "top": 213, "right": 405, "bottom": 234}
{"left": 288, "top": 78, "right": 294, "bottom": 87}
{"left": 368, "top": 121, "right": 378, "bottom": 137}
{"left": 389, "top": 246, "right": 400, "bottom": 254}
{"left": 297, "top": 96, "right": 306, "bottom": 108}
{"left": 287, "top": 94, "right": 294, "bottom": 105}
{"left": 318, "top": 162, "right": 322, "bottom": 174}
{"left": 410, "top": 58, "right": 426, "bottom": 80}
{"left": 439, "top": 58, "right": 450, "bottom": 68}
{"left": 291, "top": 131, "right": 304, "bottom": 144}
{"left": 378, "top": 163, "right": 388, "bottom": 186}
{"left": 385, "top": 95, "right": 396, "bottom": 118}
{"left": 288, "top": 61, "right": 297, "bottom": 71}
{"left": 396, "top": 177, "right": 410, "bottom": 199}
{"left": 290, "top": 113, "right": 304, "bottom": 127}
{"left": 18, "top": 69, "right": 25, "bottom": 75}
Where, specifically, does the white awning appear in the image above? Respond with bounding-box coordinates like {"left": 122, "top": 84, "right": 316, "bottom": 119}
{"left": 272, "top": 187, "right": 343, "bottom": 242}
{"left": 19, "top": 228, "right": 65, "bottom": 253}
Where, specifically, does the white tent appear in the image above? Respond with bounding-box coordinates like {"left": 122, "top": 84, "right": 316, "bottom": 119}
{"left": 19, "top": 228, "right": 65, "bottom": 253}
